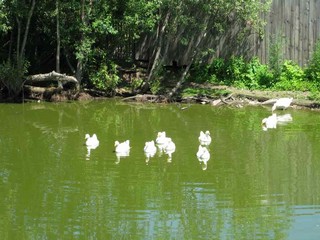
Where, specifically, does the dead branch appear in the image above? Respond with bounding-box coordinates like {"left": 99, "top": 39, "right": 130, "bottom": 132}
{"left": 26, "top": 71, "right": 78, "bottom": 84}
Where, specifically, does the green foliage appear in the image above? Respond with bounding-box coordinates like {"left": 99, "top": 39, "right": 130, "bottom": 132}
{"left": 268, "top": 32, "right": 284, "bottom": 77}
{"left": 89, "top": 62, "right": 120, "bottom": 94}
{"left": 150, "top": 78, "right": 162, "bottom": 94}
{"left": 189, "top": 57, "right": 274, "bottom": 90}
{"left": 189, "top": 58, "right": 225, "bottom": 84}
{"left": 224, "top": 57, "right": 274, "bottom": 89}
{"left": 272, "top": 60, "right": 308, "bottom": 91}
{"left": 305, "top": 40, "right": 320, "bottom": 83}
{"left": 181, "top": 87, "right": 231, "bottom": 98}
{"left": 0, "top": 60, "right": 29, "bottom": 97}
{"left": 225, "top": 56, "right": 246, "bottom": 85}
{"left": 308, "top": 88, "right": 320, "bottom": 101}
{"left": 247, "top": 57, "right": 274, "bottom": 88}
{"left": 0, "top": 2, "right": 10, "bottom": 33}
{"left": 130, "top": 77, "right": 143, "bottom": 92}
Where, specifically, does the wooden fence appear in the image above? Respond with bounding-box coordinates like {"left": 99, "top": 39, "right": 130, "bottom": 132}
{"left": 256, "top": 0, "right": 320, "bottom": 66}
{"left": 135, "top": 0, "right": 320, "bottom": 67}
{"left": 210, "top": 0, "right": 320, "bottom": 66}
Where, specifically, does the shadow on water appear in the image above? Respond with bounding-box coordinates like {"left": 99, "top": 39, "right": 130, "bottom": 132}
{"left": 1, "top": 101, "right": 320, "bottom": 239}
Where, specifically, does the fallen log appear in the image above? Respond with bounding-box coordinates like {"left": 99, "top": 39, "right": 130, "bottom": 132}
{"left": 122, "top": 94, "right": 167, "bottom": 102}
{"left": 24, "top": 85, "right": 49, "bottom": 93}
{"left": 220, "top": 93, "right": 233, "bottom": 105}
{"left": 26, "top": 71, "right": 78, "bottom": 87}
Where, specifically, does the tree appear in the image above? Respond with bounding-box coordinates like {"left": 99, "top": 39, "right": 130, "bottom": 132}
{"left": 0, "top": 0, "right": 35, "bottom": 98}
{"left": 0, "top": 1, "right": 10, "bottom": 34}
{"left": 143, "top": 0, "right": 272, "bottom": 98}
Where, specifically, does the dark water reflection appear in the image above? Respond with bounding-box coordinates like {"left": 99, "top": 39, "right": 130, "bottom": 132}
{"left": 1, "top": 100, "right": 320, "bottom": 239}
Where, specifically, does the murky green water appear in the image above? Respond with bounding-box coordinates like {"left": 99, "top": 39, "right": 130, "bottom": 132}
{"left": 1, "top": 100, "right": 320, "bottom": 239}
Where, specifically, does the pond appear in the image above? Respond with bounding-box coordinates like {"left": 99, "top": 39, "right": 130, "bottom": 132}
{"left": 0, "top": 100, "right": 320, "bottom": 239}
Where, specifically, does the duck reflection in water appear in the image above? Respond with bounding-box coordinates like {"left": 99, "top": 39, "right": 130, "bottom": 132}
{"left": 114, "top": 140, "right": 130, "bottom": 164}
{"left": 85, "top": 133, "right": 99, "bottom": 160}
{"left": 155, "top": 131, "right": 170, "bottom": 156}
{"left": 261, "top": 113, "right": 293, "bottom": 131}
{"left": 196, "top": 145, "right": 210, "bottom": 170}
{"left": 144, "top": 140, "right": 157, "bottom": 164}
{"left": 163, "top": 138, "right": 176, "bottom": 163}
{"left": 115, "top": 151, "right": 130, "bottom": 164}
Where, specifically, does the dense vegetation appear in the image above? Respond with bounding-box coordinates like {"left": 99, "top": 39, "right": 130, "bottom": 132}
{"left": 0, "top": 0, "right": 319, "bottom": 101}
{"left": 187, "top": 40, "right": 320, "bottom": 100}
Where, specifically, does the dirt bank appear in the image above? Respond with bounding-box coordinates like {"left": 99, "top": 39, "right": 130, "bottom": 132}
{"left": 176, "top": 84, "right": 320, "bottom": 110}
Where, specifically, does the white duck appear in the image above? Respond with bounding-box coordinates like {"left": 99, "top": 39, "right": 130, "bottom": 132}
{"left": 272, "top": 98, "right": 293, "bottom": 112}
{"left": 196, "top": 145, "right": 210, "bottom": 170}
{"left": 114, "top": 140, "right": 130, "bottom": 153}
{"left": 144, "top": 140, "right": 157, "bottom": 163}
{"left": 198, "top": 130, "right": 211, "bottom": 146}
{"left": 156, "top": 131, "right": 170, "bottom": 145}
{"left": 144, "top": 140, "right": 157, "bottom": 155}
{"left": 85, "top": 134, "right": 99, "bottom": 147}
{"left": 163, "top": 138, "right": 176, "bottom": 162}
{"left": 261, "top": 113, "right": 277, "bottom": 131}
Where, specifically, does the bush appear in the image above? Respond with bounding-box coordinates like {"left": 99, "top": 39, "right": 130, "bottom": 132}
{"left": 272, "top": 60, "right": 307, "bottom": 91}
{"left": 225, "top": 56, "right": 246, "bottom": 85}
{"left": 89, "top": 62, "right": 120, "bottom": 95}
{"left": 0, "top": 60, "right": 29, "bottom": 97}
{"left": 305, "top": 40, "right": 320, "bottom": 83}
{"left": 226, "top": 57, "right": 273, "bottom": 90}
{"left": 188, "top": 58, "right": 225, "bottom": 84}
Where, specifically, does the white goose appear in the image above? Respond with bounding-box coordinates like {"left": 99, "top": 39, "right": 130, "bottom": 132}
{"left": 144, "top": 140, "right": 157, "bottom": 155}
{"left": 156, "top": 131, "right": 170, "bottom": 145}
{"left": 198, "top": 130, "right": 211, "bottom": 146}
{"left": 114, "top": 140, "right": 130, "bottom": 153}
{"left": 272, "top": 98, "right": 293, "bottom": 112}
{"left": 85, "top": 134, "right": 99, "bottom": 147}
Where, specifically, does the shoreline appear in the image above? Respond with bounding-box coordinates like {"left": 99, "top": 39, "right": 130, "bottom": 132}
{"left": 1, "top": 84, "right": 320, "bottom": 110}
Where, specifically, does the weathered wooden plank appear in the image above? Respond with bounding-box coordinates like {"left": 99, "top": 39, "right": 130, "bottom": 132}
{"left": 134, "top": 0, "right": 320, "bottom": 67}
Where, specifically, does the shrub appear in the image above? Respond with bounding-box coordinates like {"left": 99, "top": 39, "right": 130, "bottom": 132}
{"left": 305, "top": 40, "right": 320, "bottom": 83}
{"left": 0, "top": 60, "right": 29, "bottom": 97}
{"left": 188, "top": 58, "right": 225, "bottom": 84}
{"left": 272, "top": 60, "right": 307, "bottom": 91}
{"left": 150, "top": 79, "right": 162, "bottom": 94}
{"left": 269, "top": 33, "right": 284, "bottom": 78}
{"left": 228, "top": 57, "right": 273, "bottom": 90}
{"left": 225, "top": 56, "right": 246, "bottom": 85}
{"left": 206, "top": 58, "right": 225, "bottom": 84}
{"left": 89, "top": 62, "right": 120, "bottom": 95}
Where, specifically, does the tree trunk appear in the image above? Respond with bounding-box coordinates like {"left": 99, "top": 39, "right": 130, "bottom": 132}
{"left": 74, "top": 0, "right": 86, "bottom": 88}
{"left": 76, "top": 60, "right": 82, "bottom": 90}
{"left": 167, "top": 17, "right": 209, "bottom": 99}
{"left": 56, "top": 0, "right": 62, "bottom": 88}
{"left": 56, "top": 0, "right": 60, "bottom": 73}
{"left": 16, "top": 17, "right": 20, "bottom": 61}
{"left": 19, "top": 0, "right": 35, "bottom": 67}
{"left": 145, "top": 10, "right": 170, "bottom": 85}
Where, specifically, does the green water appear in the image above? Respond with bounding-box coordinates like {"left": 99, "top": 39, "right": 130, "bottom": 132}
{"left": 1, "top": 100, "right": 320, "bottom": 239}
